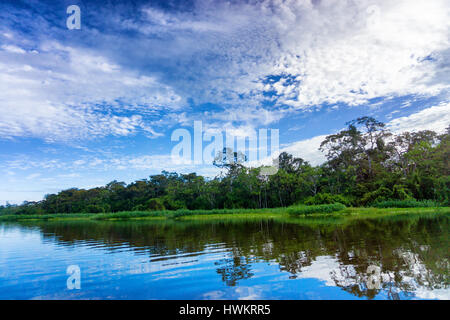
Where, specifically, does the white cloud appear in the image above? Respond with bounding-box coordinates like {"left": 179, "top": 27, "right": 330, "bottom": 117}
{"left": 264, "top": 0, "right": 450, "bottom": 108}
{"left": 282, "top": 103, "right": 450, "bottom": 165}
{"left": 1, "top": 44, "right": 26, "bottom": 54}
{"left": 0, "top": 42, "right": 183, "bottom": 141}
{"left": 1, "top": 0, "right": 449, "bottom": 141}
{"left": 132, "top": 0, "right": 450, "bottom": 112}
{"left": 387, "top": 102, "right": 450, "bottom": 134}
{"left": 282, "top": 134, "right": 328, "bottom": 165}
{"left": 25, "top": 173, "right": 41, "bottom": 180}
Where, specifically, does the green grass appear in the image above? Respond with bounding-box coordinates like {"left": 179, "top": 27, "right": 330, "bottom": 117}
{"left": 169, "top": 207, "right": 284, "bottom": 218}
{"left": 91, "top": 208, "right": 283, "bottom": 220}
{"left": 287, "top": 203, "right": 347, "bottom": 216}
{"left": 92, "top": 210, "right": 167, "bottom": 220}
{"left": 334, "top": 206, "right": 449, "bottom": 219}
{"left": 371, "top": 199, "right": 441, "bottom": 208}
{"left": 0, "top": 206, "right": 448, "bottom": 223}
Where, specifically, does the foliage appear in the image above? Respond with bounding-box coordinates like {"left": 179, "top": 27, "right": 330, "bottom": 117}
{"left": 146, "top": 198, "right": 166, "bottom": 211}
{"left": 287, "top": 203, "right": 347, "bottom": 216}
{"left": 1, "top": 206, "right": 448, "bottom": 222}
{"left": 360, "top": 186, "right": 395, "bottom": 206}
{"left": 302, "top": 193, "right": 353, "bottom": 206}
{"left": 435, "top": 176, "right": 450, "bottom": 206}
{"left": 1, "top": 119, "right": 448, "bottom": 216}
{"left": 371, "top": 200, "right": 440, "bottom": 208}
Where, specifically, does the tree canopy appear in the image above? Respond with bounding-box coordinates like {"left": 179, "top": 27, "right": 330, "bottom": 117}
{"left": 1, "top": 118, "right": 449, "bottom": 215}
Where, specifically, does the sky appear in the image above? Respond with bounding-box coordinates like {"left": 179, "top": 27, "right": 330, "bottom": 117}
{"left": 0, "top": 0, "right": 449, "bottom": 204}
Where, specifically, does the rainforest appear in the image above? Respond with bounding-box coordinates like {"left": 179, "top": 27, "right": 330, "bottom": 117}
{"left": 1, "top": 117, "right": 448, "bottom": 218}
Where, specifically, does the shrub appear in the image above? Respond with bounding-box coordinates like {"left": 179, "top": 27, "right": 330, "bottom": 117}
{"left": 131, "top": 198, "right": 166, "bottom": 212}
{"left": 435, "top": 176, "right": 450, "bottom": 206}
{"left": 146, "top": 198, "right": 166, "bottom": 211}
{"left": 287, "top": 203, "right": 346, "bottom": 216}
{"left": 371, "top": 199, "right": 440, "bottom": 208}
{"left": 132, "top": 204, "right": 147, "bottom": 211}
{"left": 303, "top": 193, "right": 352, "bottom": 206}
{"left": 161, "top": 197, "right": 186, "bottom": 210}
{"left": 392, "top": 184, "right": 413, "bottom": 200}
{"left": 93, "top": 211, "right": 166, "bottom": 220}
{"left": 85, "top": 204, "right": 105, "bottom": 213}
{"left": 360, "top": 187, "right": 393, "bottom": 206}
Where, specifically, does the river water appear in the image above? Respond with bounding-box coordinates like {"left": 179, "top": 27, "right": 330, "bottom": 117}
{"left": 0, "top": 213, "right": 448, "bottom": 299}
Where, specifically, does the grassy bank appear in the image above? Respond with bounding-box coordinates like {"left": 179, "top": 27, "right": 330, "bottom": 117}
{"left": 370, "top": 199, "right": 441, "bottom": 208}
{"left": 287, "top": 203, "right": 347, "bottom": 216}
{"left": 0, "top": 206, "right": 448, "bottom": 222}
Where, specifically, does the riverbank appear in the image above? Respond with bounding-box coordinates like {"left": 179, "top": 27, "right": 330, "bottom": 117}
{"left": 0, "top": 206, "right": 448, "bottom": 222}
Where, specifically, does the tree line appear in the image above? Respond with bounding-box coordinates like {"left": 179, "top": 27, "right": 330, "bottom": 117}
{"left": 1, "top": 117, "right": 449, "bottom": 215}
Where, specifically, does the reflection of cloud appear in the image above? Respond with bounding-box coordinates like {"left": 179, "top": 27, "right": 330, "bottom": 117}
{"left": 414, "top": 288, "right": 450, "bottom": 300}
{"left": 235, "top": 286, "right": 264, "bottom": 300}
{"left": 203, "top": 290, "right": 226, "bottom": 300}
{"left": 295, "top": 256, "right": 341, "bottom": 286}
{"left": 292, "top": 251, "right": 450, "bottom": 300}
{"left": 203, "top": 286, "right": 268, "bottom": 300}
{"left": 394, "top": 249, "right": 450, "bottom": 299}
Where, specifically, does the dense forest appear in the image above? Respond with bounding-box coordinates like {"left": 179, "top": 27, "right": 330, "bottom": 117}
{"left": 1, "top": 117, "right": 449, "bottom": 215}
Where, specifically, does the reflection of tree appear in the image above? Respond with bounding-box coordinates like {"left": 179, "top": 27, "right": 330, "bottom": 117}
{"left": 325, "top": 216, "right": 449, "bottom": 299}
{"left": 329, "top": 265, "right": 367, "bottom": 298}
{"left": 278, "top": 251, "right": 313, "bottom": 275}
{"left": 9, "top": 213, "right": 448, "bottom": 298}
{"left": 215, "top": 253, "right": 254, "bottom": 286}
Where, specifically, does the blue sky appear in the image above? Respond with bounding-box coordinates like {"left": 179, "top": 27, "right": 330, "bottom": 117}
{"left": 0, "top": 0, "right": 449, "bottom": 204}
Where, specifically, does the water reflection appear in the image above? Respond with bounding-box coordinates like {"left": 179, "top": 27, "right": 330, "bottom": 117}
{"left": 0, "top": 213, "right": 448, "bottom": 299}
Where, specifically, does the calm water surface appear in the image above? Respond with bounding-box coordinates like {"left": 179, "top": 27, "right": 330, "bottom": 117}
{"left": 0, "top": 214, "right": 448, "bottom": 300}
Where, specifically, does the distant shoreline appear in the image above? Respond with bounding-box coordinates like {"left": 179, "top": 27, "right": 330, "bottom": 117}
{"left": 1, "top": 206, "right": 448, "bottom": 223}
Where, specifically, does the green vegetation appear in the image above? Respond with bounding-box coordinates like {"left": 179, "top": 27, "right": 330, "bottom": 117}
{"left": 303, "top": 193, "right": 352, "bottom": 206}
{"left": 1, "top": 117, "right": 448, "bottom": 216}
{"left": 287, "top": 203, "right": 347, "bottom": 216}
{"left": 92, "top": 208, "right": 282, "bottom": 220}
{"left": 371, "top": 199, "right": 440, "bottom": 208}
{"left": 0, "top": 206, "right": 448, "bottom": 223}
